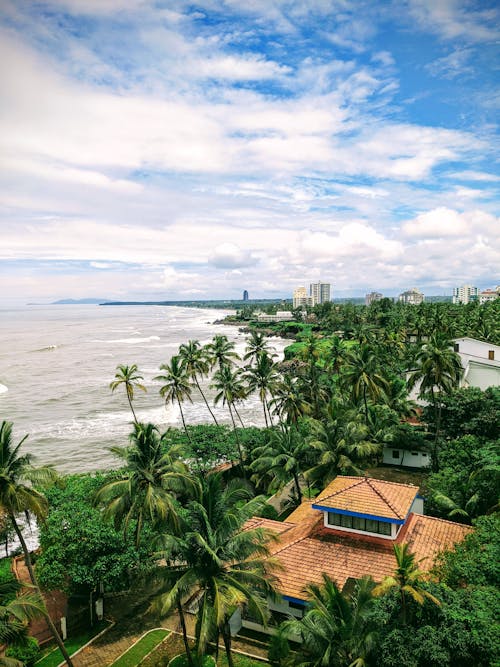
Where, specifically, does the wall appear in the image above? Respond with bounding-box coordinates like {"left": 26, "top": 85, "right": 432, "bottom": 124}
{"left": 382, "top": 446, "right": 430, "bottom": 469}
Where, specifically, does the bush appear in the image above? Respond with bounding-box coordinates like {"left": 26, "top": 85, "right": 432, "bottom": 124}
{"left": 6, "top": 636, "right": 40, "bottom": 666}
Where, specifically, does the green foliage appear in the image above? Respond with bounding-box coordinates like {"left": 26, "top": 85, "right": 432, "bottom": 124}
{"left": 424, "top": 386, "right": 500, "bottom": 440}
{"left": 434, "top": 513, "right": 500, "bottom": 588}
{"left": 37, "top": 473, "right": 155, "bottom": 594}
{"left": 0, "top": 557, "right": 14, "bottom": 586}
{"left": 5, "top": 636, "right": 40, "bottom": 666}
{"left": 110, "top": 629, "right": 169, "bottom": 667}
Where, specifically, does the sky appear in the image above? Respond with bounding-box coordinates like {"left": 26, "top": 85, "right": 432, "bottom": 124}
{"left": 0, "top": 0, "right": 499, "bottom": 304}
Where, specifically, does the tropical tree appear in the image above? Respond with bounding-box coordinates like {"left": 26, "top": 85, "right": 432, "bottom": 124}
{"left": 179, "top": 340, "right": 219, "bottom": 426}
{"left": 305, "top": 405, "right": 380, "bottom": 488}
{"left": 341, "top": 345, "right": 390, "bottom": 423}
{"left": 0, "top": 579, "right": 45, "bottom": 666}
{"left": 244, "top": 331, "right": 274, "bottom": 365}
{"left": 251, "top": 426, "right": 311, "bottom": 505}
{"left": 155, "top": 356, "right": 193, "bottom": 439}
{"left": 407, "top": 335, "right": 463, "bottom": 468}
{"left": 243, "top": 353, "right": 280, "bottom": 427}
{"left": 0, "top": 421, "right": 74, "bottom": 667}
{"left": 373, "top": 543, "right": 440, "bottom": 624}
{"left": 152, "top": 474, "right": 277, "bottom": 667}
{"left": 270, "top": 375, "right": 311, "bottom": 426}
{"left": 282, "top": 574, "right": 377, "bottom": 667}
{"left": 94, "top": 422, "right": 194, "bottom": 547}
{"left": 110, "top": 363, "right": 146, "bottom": 424}
{"left": 211, "top": 366, "right": 248, "bottom": 471}
{"left": 206, "top": 335, "right": 240, "bottom": 371}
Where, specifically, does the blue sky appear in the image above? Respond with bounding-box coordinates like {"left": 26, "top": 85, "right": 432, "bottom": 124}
{"left": 0, "top": 0, "right": 498, "bottom": 303}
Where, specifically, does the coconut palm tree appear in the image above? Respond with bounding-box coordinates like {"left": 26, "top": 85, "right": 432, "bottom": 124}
{"left": 269, "top": 375, "right": 311, "bottom": 426}
{"left": 152, "top": 474, "right": 277, "bottom": 667}
{"left": 211, "top": 366, "right": 248, "bottom": 471}
{"left": 179, "top": 340, "right": 220, "bottom": 426}
{"left": 110, "top": 364, "right": 146, "bottom": 424}
{"left": 243, "top": 353, "right": 280, "bottom": 427}
{"left": 250, "top": 426, "right": 310, "bottom": 505}
{"left": 0, "top": 421, "right": 74, "bottom": 667}
{"left": 373, "top": 543, "right": 440, "bottom": 624}
{"left": 282, "top": 574, "right": 377, "bottom": 667}
{"left": 155, "top": 356, "right": 193, "bottom": 440}
{"left": 94, "top": 422, "right": 194, "bottom": 547}
{"left": 407, "top": 335, "right": 463, "bottom": 469}
{"left": 0, "top": 579, "right": 45, "bottom": 664}
{"left": 243, "top": 331, "right": 274, "bottom": 365}
{"left": 206, "top": 335, "right": 240, "bottom": 371}
{"left": 341, "top": 345, "right": 390, "bottom": 423}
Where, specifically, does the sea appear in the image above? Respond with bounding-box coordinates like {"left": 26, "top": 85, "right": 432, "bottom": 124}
{"left": 0, "top": 304, "right": 288, "bottom": 475}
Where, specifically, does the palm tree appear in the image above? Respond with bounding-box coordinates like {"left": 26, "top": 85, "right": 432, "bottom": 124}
{"left": 110, "top": 364, "right": 146, "bottom": 424}
{"left": 206, "top": 335, "right": 240, "bottom": 371}
{"left": 251, "top": 426, "right": 311, "bottom": 505}
{"left": 243, "top": 353, "right": 280, "bottom": 427}
{"left": 0, "top": 421, "right": 74, "bottom": 667}
{"left": 155, "top": 356, "right": 193, "bottom": 439}
{"left": 341, "top": 345, "right": 390, "bottom": 423}
{"left": 211, "top": 366, "right": 248, "bottom": 471}
{"left": 407, "top": 335, "right": 463, "bottom": 469}
{"left": 270, "top": 375, "right": 311, "bottom": 426}
{"left": 152, "top": 474, "right": 277, "bottom": 667}
{"left": 243, "top": 331, "right": 274, "bottom": 365}
{"left": 0, "top": 579, "right": 45, "bottom": 664}
{"left": 179, "top": 340, "right": 220, "bottom": 426}
{"left": 305, "top": 405, "right": 380, "bottom": 488}
{"left": 282, "top": 574, "right": 377, "bottom": 667}
{"left": 373, "top": 543, "right": 440, "bottom": 624}
{"left": 94, "top": 422, "right": 194, "bottom": 547}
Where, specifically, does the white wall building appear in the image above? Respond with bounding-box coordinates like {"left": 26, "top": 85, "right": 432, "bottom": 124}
{"left": 453, "top": 337, "right": 500, "bottom": 390}
{"left": 310, "top": 281, "right": 331, "bottom": 305}
{"left": 452, "top": 285, "right": 479, "bottom": 304}
{"left": 293, "top": 286, "right": 313, "bottom": 309}
{"left": 256, "top": 310, "right": 293, "bottom": 323}
{"left": 365, "top": 291, "right": 383, "bottom": 305}
{"left": 479, "top": 289, "right": 499, "bottom": 304}
{"left": 398, "top": 288, "right": 424, "bottom": 305}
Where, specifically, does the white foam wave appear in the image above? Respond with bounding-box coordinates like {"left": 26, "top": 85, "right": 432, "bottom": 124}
{"left": 32, "top": 344, "right": 58, "bottom": 352}
{"left": 0, "top": 384, "right": 8, "bottom": 394}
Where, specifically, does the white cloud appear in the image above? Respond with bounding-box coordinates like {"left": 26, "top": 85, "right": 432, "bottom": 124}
{"left": 402, "top": 207, "right": 498, "bottom": 239}
{"left": 409, "top": 0, "right": 499, "bottom": 42}
{"left": 209, "top": 243, "right": 259, "bottom": 269}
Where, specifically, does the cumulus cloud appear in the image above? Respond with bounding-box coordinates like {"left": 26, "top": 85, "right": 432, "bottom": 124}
{"left": 209, "top": 243, "right": 259, "bottom": 269}
{"left": 403, "top": 207, "right": 470, "bottom": 237}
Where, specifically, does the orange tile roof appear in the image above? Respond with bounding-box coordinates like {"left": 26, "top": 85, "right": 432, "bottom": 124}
{"left": 314, "top": 476, "right": 418, "bottom": 520}
{"left": 243, "top": 517, "right": 295, "bottom": 535}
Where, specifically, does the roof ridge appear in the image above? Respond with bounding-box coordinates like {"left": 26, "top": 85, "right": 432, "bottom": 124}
{"left": 366, "top": 478, "right": 404, "bottom": 519}
{"left": 409, "top": 512, "right": 474, "bottom": 528}
{"left": 320, "top": 476, "right": 366, "bottom": 501}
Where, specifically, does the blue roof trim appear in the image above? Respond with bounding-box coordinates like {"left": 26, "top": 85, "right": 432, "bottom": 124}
{"left": 311, "top": 504, "right": 405, "bottom": 525}
{"left": 283, "top": 595, "right": 307, "bottom": 606}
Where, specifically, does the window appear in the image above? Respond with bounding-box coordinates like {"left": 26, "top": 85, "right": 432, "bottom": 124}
{"left": 411, "top": 451, "right": 418, "bottom": 456}
{"left": 328, "top": 512, "right": 393, "bottom": 536}
{"left": 489, "top": 350, "right": 495, "bottom": 360}
{"left": 454, "top": 343, "right": 460, "bottom": 352}
{"left": 392, "top": 450, "right": 400, "bottom": 459}
{"left": 422, "top": 453, "right": 428, "bottom": 457}
{"left": 288, "top": 600, "right": 305, "bottom": 611}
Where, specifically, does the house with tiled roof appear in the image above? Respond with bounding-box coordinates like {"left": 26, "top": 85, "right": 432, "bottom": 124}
{"left": 235, "top": 476, "right": 471, "bottom": 635}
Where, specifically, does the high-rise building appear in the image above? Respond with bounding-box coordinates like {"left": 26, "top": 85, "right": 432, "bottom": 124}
{"left": 310, "top": 281, "right": 331, "bottom": 305}
{"left": 365, "top": 291, "right": 383, "bottom": 306}
{"left": 479, "top": 289, "right": 498, "bottom": 304}
{"left": 452, "top": 285, "right": 478, "bottom": 304}
{"left": 293, "top": 286, "right": 313, "bottom": 308}
{"left": 243, "top": 290, "right": 249, "bottom": 301}
{"left": 398, "top": 288, "right": 424, "bottom": 305}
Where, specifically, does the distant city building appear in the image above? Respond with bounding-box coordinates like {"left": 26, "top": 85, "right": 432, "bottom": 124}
{"left": 479, "top": 289, "right": 499, "bottom": 304}
{"left": 243, "top": 290, "right": 249, "bottom": 301}
{"left": 256, "top": 310, "right": 293, "bottom": 323}
{"left": 293, "top": 286, "right": 313, "bottom": 309}
{"left": 365, "top": 291, "right": 383, "bottom": 306}
{"left": 310, "top": 281, "right": 331, "bottom": 305}
{"left": 453, "top": 285, "right": 479, "bottom": 304}
{"left": 398, "top": 288, "right": 424, "bottom": 305}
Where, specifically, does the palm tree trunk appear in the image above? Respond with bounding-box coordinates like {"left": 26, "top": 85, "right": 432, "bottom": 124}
{"left": 127, "top": 393, "right": 139, "bottom": 424}
{"left": 261, "top": 398, "right": 269, "bottom": 428}
{"left": 10, "top": 515, "right": 74, "bottom": 667}
{"left": 265, "top": 399, "right": 275, "bottom": 427}
{"left": 177, "top": 600, "right": 194, "bottom": 667}
{"left": 228, "top": 403, "right": 245, "bottom": 477}
{"left": 233, "top": 403, "right": 245, "bottom": 428}
{"left": 194, "top": 377, "right": 219, "bottom": 426}
{"left": 292, "top": 471, "right": 303, "bottom": 505}
{"left": 221, "top": 622, "right": 234, "bottom": 667}
{"left": 363, "top": 384, "right": 369, "bottom": 424}
{"left": 177, "top": 399, "right": 192, "bottom": 443}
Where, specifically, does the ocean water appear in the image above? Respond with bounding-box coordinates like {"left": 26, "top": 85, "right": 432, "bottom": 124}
{"left": 0, "top": 305, "right": 287, "bottom": 474}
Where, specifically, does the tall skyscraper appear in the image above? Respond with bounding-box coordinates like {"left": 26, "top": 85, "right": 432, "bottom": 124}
{"left": 398, "top": 288, "right": 424, "bottom": 305}
{"left": 243, "top": 289, "right": 249, "bottom": 301}
{"left": 293, "top": 286, "right": 312, "bottom": 308}
{"left": 452, "top": 285, "right": 478, "bottom": 304}
{"left": 310, "top": 281, "right": 331, "bottom": 305}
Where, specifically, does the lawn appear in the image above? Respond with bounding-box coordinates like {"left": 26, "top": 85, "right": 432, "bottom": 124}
{"left": 110, "top": 628, "right": 170, "bottom": 667}
{"left": 35, "top": 621, "right": 110, "bottom": 667}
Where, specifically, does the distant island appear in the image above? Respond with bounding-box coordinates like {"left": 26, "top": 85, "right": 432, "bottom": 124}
{"left": 52, "top": 298, "right": 109, "bottom": 304}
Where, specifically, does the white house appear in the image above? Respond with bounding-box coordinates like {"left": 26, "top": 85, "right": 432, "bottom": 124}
{"left": 453, "top": 337, "right": 500, "bottom": 391}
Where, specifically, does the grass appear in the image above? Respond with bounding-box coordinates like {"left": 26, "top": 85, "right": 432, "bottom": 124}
{"left": 110, "top": 628, "right": 170, "bottom": 667}
{"left": 0, "top": 556, "right": 14, "bottom": 584}
{"left": 169, "top": 655, "right": 215, "bottom": 667}
{"left": 35, "top": 621, "right": 109, "bottom": 667}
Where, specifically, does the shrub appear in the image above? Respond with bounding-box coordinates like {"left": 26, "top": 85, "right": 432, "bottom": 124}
{"left": 6, "top": 636, "right": 40, "bottom": 666}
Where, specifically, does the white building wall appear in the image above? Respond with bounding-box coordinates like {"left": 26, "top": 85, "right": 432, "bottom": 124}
{"left": 382, "top": 446, "right": 430, "bottom": 469}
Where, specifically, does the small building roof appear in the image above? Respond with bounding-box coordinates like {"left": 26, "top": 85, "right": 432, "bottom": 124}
{"left": 313, "top": 476, "right": 418, "bottom": 521}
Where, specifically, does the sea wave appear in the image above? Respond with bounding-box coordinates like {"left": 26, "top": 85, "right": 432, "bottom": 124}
{"left": 95, "top": 336, "right": 161, "bottom": 344}
{"left": 31, "top": 344, "right": 58, "bottom": 352}
{"left": 0, "top": 384, "right": 8, "bottom": 394}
